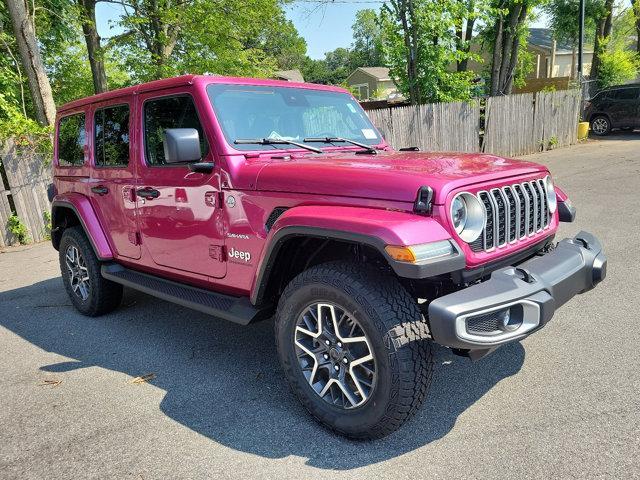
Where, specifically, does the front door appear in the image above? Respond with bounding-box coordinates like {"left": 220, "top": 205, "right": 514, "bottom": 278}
{"left": 89, "top": 99, "right": 141, "bottom": 259}
{"left": 134, "top": 90, "right": 226, "bottom": 279}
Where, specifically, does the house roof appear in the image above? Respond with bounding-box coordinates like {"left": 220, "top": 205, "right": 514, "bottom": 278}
{"left": 346, "top": 67, "right": 391, "bottom": 83}
{"left": 274, "top": 69, "right": 304, "bottom": 82}
{"left": 528, "top": 28, "right": 593, "bottom": 54}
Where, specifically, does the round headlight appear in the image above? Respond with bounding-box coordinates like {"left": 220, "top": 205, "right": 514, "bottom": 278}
{"left": 544, "top": 175, "right": 557, "bottom": 213}
{"left": 450, "top": 192, "right": 486, "bottom": 243}
{"left": 451, "top": 196, "right": 467, "bottom": 234}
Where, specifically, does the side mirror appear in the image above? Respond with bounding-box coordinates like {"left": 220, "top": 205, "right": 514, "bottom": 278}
{"left": 163, "top": 128, "right": 202, "bottom": 163}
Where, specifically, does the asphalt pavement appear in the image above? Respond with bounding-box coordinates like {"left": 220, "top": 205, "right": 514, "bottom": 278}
{"left": 1, "top": 132, "right": 639, "bottom": 479}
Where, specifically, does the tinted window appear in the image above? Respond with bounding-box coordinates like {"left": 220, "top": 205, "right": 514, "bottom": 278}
{"left": 95, "top": 105, "right": 130, "bottom": 167}
{"left": 57, "top": 113, "right": 86, "bottom": 167}
{"left": 144, "top": 95, "right": 207, "bottom": 166}
{"left": 612, "top": 88, "right": 640, "bottom": 100}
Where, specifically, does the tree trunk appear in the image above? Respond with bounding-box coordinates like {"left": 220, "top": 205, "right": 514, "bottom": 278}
{"left": 457, "top": 15, "right": 475, "bottom": 72}
{"left": 3, "top": 0, "right": 56, "bottom": 125}
{"left": 503, "top": 5, "right": 527, "bottom": 94}
{"left": 489, "top": 0, "right": 528, "bottom": 96}
{"left": 590, "top": 0, "right": 614, "bottom": 80}
{"left": 635, "top": 0, "right": 640, "bottom": 52}
{"left": 497, "top": 3, "right": 523, "bottom": 92}
{"left": 78, "top": 0, "right": 107, "bottom": 93}
{"left": 490, "top": 15, "right": 504, "bottom": 96}
{"left": 393, "top": 0, "right": 420, "bottom": 104}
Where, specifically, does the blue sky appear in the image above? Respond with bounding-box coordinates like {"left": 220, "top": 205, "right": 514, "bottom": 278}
{"left": 96, "top": 2, "right": 547, "bottom": 61}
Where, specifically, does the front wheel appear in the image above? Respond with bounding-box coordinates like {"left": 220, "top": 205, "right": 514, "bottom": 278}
{"left": 275, "top": 262, "right": 433, "bottom": 439}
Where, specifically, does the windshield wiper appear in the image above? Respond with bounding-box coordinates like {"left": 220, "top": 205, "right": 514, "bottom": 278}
{"left": 303, "top": 136, "right": 379, "bottom": 154}
{"left": 234, "top": 138, "right": 322, "bottom": 154}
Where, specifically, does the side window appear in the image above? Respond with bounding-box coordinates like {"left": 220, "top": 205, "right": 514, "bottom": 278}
{"left": 57, "top": 113, "right": 86, "bottom": 167}
{"left": 144, "top": 95, "right": 208, "bottom": 166}
{"left": 615, "top": 88, "right": 640, "bottom": 100}
{"left": 95, "top": 105, "right": 130, "bottom": 167}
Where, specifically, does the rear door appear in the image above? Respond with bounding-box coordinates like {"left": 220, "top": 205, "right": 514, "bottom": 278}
{"left": 89, "top": 99, "right": 140, "bottom": 259}
{"left": 607, "top": 88, "right": 640, "bottom": 127}
{"left": 134, "top": 89, "right": 226, "bottom": 279}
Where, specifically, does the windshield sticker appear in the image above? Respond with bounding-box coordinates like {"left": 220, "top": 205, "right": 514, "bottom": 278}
{"left": 347, "top": 103, "right": 357, "bottom": 113}
{"left": 361, "top": 128, "right": 377, "bottom": 140}
{"left": 268, "top": 131, "right": 298, "bottom": 141}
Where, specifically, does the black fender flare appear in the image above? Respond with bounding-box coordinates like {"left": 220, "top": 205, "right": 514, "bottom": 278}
{"left": 250, "top": 225, "right": 465, "bottom": 306}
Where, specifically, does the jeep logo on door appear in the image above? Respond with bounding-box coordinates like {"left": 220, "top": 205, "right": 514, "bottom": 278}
{"left": 228, "top": 247, "right": 251, "bottom": 263}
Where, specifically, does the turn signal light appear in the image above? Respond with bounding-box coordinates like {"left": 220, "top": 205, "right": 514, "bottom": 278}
{"left": 385, "top": 240, "right": 454, "bottom": 263}
{"left": 385, "top": 246, "right": 417, "bottom": 263}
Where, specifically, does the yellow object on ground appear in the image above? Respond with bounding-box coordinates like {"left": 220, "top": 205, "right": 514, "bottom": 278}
{"left": 578, "top": 121, "right": 590, "bottom": 140}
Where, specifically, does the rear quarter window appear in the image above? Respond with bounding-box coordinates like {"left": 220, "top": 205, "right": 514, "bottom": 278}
{"left": 57, "top": 113, "right": 86, "bottom": 167}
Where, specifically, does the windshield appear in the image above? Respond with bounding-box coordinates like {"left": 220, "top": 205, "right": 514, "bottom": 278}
{"left": 206, "top": 84, "right": 381, "bottom": 151}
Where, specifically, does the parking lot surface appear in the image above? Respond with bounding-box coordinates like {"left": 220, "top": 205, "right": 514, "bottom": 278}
{"left": 1, "top": 134, "right": 639, "bottom": 479}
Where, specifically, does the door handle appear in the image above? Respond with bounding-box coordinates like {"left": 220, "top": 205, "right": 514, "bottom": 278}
{"left": 137, "top": 187, "right": 160, "bottom": 199}
{"left": 91, "top": 185, "right": 109, "bottom": 196}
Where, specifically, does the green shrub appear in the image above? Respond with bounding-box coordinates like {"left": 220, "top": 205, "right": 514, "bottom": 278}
{"left": 597, "top": 49, "right": 640, "bottom": 89}
{"left": 7, "top": 214, "right": 30, "bottom": 245}
{"left": 548, "top": 136, "right": 559, "bottom": 149}
{"left": 42, "top": 211, "right": 52, "bottom": 240}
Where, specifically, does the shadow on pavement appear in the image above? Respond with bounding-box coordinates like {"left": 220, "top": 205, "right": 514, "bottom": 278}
{"left": 0, "top": 277, "right": 525, "bottom": 470}
{"left": 588, "top": 130, "right": 639, "bottom": 140}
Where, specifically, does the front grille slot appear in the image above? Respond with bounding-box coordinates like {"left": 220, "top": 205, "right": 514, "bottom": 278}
{"left": 470, "top": 178, "right": 552, "bottom": 253}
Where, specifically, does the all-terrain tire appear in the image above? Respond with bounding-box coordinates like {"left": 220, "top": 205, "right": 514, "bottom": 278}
{"left": 275, "top": 261, "right": 433, "bottom": 439}
{"left": 59, "top": 226, "right": 123, "bottom": 316}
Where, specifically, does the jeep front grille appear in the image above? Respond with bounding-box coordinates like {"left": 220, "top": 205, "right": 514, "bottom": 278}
{"left": 472, "top": 179, "right": 551, "bottom": 252}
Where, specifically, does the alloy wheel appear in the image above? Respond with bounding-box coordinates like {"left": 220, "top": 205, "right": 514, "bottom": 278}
{"left": 294, "top": 302, "right": 376, "bottom": 409}
{"left": 592, "top": 117, "right": 609, "bottom": 135}
{"left": 65, "top": 245, "right": 90, "bottom": 301}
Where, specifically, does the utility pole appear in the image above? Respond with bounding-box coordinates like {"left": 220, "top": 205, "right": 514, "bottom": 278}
{"left": 577, "top": 0, "right": 585, "bottom": 78}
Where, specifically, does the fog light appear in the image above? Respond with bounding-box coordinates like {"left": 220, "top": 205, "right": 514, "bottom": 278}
{"left": 499, "top": 308, "right": 522, "bottom": 332}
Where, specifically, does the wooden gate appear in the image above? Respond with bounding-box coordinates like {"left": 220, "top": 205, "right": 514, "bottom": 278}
{"left": 0, "top": 139, "right": 52, "bottom": 246}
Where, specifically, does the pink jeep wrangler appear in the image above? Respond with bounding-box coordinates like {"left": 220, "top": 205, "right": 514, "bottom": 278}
{"left": 50, "top": 75, "right": 606, "bottom": 439}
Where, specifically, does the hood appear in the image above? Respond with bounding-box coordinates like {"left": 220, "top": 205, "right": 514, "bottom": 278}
{"left": 254, "top": 151, "right": 547, "bottom": 204}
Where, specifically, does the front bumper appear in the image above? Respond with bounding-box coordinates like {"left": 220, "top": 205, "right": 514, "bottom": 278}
{"left": 428, "top": 231, "right": 606, "bottom": 359}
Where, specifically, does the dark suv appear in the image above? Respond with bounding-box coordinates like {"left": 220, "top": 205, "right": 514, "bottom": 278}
{"left": 584, "top": 83, "right": 640, "bottom": 136}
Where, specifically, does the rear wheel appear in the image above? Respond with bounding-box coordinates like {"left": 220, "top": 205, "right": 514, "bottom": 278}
{"left": 59, "top": 226, "right": 123, "bottom": 316}
{"left": 275, "top": 262, "right": 433, "bottom": 439}
{"left": 590, "top": 115, "right": 611, "bottom": 136}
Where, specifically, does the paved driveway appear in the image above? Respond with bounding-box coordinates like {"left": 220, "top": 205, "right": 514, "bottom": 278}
{"left": 1, "top": 135, "right": 639, "bottom": 479}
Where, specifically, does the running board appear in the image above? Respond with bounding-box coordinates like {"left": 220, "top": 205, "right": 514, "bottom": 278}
{"left": 101, "top": 263, "right": 270, "bottom": 325}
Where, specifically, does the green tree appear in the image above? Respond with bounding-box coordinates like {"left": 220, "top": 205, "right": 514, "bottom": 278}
{"left": 76, "top": 0, "right": 108, "bottom": 93}
{"left": 351, "top": 9, "right": 384, "bottom": 67}
{"left": 2, "top": 0, "right": 57, "bottom": 125}
{"left": 112, "top": 0, "right": 304, "bottom": 81}
{"left": 634, "top": 0, "right": 640, "bottom": 52}
{"left": 590, "top": 0, "right": 614, "bottom": 79}
{"left": 480, "top": 0, "right": 545, "bottom": 96}
{"left": 596, "top": 41, "right": 640, "bottom": 87}
{"left": 380, "top": 0, "right": 477, "bottom": 104}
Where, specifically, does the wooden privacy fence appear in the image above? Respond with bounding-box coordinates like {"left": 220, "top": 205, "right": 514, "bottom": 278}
{"left": 367, "top": 89, "right": 582, "bottom": 156}
{"left": 367, "top": 101, "right": 481, "bottom": 152}
{"left": 483, "top": 89, "right": 582, "bottom": 156}
{"left": 0, "top": 139, "right": 52, "bottom": 247}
